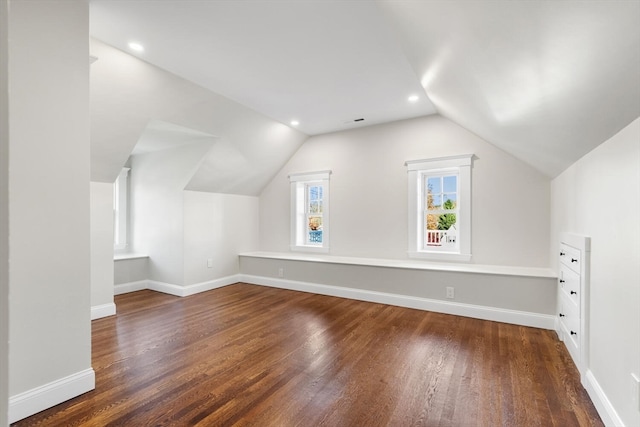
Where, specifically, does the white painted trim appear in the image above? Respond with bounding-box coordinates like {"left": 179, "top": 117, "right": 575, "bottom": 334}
{"left": 114, "top": 280, "right": 148, "bottom": 295}
{"left": 91, "top": 302, "right": 116, "bottom": 320}
{"left": 238, "top": 274, "right": 556, "bottom": 330}
{"left": 179, "top": 275, "right": 241, "bottom": 297}
{"left": 239, "top": 252, "right": 556, "bottom": 278}
{"left": 288, "top": 245, "right": 330, "bottom": 254}
{"left": 408, "top": 251, "right": 472, "bottom": 262}
{"left": 113, "top": 253, "right": 148, "bottom": 261}
{"left": 113, "top": 168, "right": 130, "bottom": 251}
{"left": 290, "top": 172, "right": 331, "bottom": 253}
{"left": 406, "top": 155, "right": 473, "bottom": 262}
{"left": 114, "top": 275, "right": 242, "bottom": 298}
{"left": 560, "top": 233, "right": 591, "bottom": 380}
{"left": 405, "top": 154, "right": 473, "bottom": 170}
{"left": 147, "top": 280, "right": 187, "bottom": 297}
{"left": 584, "top": 370, "right": 625, "bottom": 427}
{"left": 561, "top": 232, "right": 591, "bottom": 253}
{"left": 288, "top": 170, "right": 332, "bottom": 182}
{"left": 9, "top": 368, "right": 95, "bottom": 424}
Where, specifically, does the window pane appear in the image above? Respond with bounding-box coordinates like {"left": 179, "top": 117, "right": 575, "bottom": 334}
{"left": 308, "top": 216, "right": 322, "bottom": 231}
{"left": 426, "top": 214, "right": 439, "bottom": 230}
{"left": 309, "top": 230, "right": 322, "bottom": 243}
{"left": 427, "top": 177, "right": 441, "bottom": 194}
{"left": 309, "top": 186, "right": 319, "bottom": 201}
{"left": 443, "top": 194, "right": 457, "bottom": 209}
{"left": 309, "top": 201, "right": 320, "bottom": 214}
{"left": 426, "top": 190, "right": 434, "bottom": 210}
{"left": 437, "top": 213, "right": 457, "bottom": 230}
{"left": 443, "top": 175, "right": 457, "bottom": 193}
{"left": 308, "top": 216, "right": 323, "bottom": 243}
{"left": 430, "top": 194, "right": 442, "bottom": 209}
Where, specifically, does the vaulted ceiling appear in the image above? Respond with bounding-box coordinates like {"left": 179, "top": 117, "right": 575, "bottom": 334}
{"left": 90, "top": 0, "right": 640, "bottom": 178}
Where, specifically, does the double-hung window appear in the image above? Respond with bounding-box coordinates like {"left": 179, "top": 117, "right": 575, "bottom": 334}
{"left": 289, "top": 171, "right": 331, "bottom": 253}
{"left": 406, "top": 155, "right": 472, "bottom": 261}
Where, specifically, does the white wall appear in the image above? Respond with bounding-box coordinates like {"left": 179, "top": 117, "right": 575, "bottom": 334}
{"left": 0, "top": 0, "right": 9, "bottom": 423}
{"left": 90, "top": 182, "right": 115, "bottom": 317}
{"left": 6, "top": 0, "right": 94, "bottom": 421}
{"left": 114, "top": 258, "right": 148, "bottom": 285}
{"left": 551, "top": 117, "right": 640, "bottom": 427}
{"left": 240, "top": 256, "right": 556, "bottom": 317}
{"left": 130, "top": 143, "right": 212, "bottom": 285}
{"left": 130, "top": 144, "right": 259, "bottom": 288}
{"left": 260, "top": 115, "right": 550, "bottom": 267}
{"left": 183, "top": 191, "right": 259, "bottom": 286}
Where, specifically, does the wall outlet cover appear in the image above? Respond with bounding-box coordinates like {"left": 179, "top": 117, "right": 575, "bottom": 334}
{"left": 446, "top": 286, "right": 454, "bottom": 299}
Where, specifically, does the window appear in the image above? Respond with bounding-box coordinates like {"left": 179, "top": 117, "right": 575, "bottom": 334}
{"left": 289, "top": 170, "right": 331, "bottom": 252}
{"left": 406, "top": 155, "right": 472, "bottom": 261}
{"left": 113, "top": 167, "right": 130, "bottom": 251}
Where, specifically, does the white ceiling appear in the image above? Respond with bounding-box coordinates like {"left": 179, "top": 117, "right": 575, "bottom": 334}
{"left": 378, "top": 0, "right": 640, "bottom": 176}
{"left": 90, "top": 0, "right": 640, "bottom": 177}
{"left": 90, "top": 0, "right": 436, "bottom": 137}
{"left": 133, "top": 120, "right": 217, "bottom": 156}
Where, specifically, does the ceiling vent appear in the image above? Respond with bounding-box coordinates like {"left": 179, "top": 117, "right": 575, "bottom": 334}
{"left": 343, "top": 118, "right": 365, "bottom": 124}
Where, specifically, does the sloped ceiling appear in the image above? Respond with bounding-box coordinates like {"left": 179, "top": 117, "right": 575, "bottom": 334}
{"left": 133, "top": 120, "right": 217, "bottom": 156}
{"left": 377, "top": 0, "right": 640, "bottom": 177}
{"left": 90, "top": 39, "right": 307, "bottom": 195}
{"left": 90, "top": 0, "right": 640, "bottom": 178}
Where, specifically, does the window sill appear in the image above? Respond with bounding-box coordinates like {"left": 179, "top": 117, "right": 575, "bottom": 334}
{"left": 114, "top": 253, "right": 149, "bottom": 261}
{"left": 408, "top": 251, "right": 472, "bottom": 262}
{"left": 290, "top": 245, "right": 329, "bottom": 254}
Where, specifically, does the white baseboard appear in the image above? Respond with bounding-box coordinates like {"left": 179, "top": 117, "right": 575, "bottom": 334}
{"left": 147, "top": 280, "right": 186, "bottom": 296}
{"left": 584, "top": 370, "right": 625, "bottom": 427}
{"left": 114, "top": 274, "right": 555, "bottom": 329}
{"left": 114, "top": 275, "right": 241, "bottom": 298}
{"left": 114, "top": 280, "right": 147, "bottom": 295}
{"left": 182, "top": 275, "right": 242, "bottom": 296}
{"left": 148, "top": 275, "right": 241, "bottom": 297}
{"left": 9, "top": 368, "right": 95, "bottom": 424}
{"left": 91, "top": 302, "right": 116, "bottom": 320}
{"left": 238, "top": 274, "right": 556, "bottom": 330}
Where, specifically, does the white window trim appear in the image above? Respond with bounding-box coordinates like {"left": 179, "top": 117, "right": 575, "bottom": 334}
{"left": 289, "top": 170, "right": 331, "bottom": 253}
{"left": 114, "top": 167, "right": 130, "bottom": 252}
{"left": 406, "top": 155, "right": 472, "bottom": 262}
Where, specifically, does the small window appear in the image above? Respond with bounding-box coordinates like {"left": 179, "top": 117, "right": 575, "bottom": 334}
{"left": 290, "top": 171, "right": 331, "bottom": 252}
{"left": 406, "top": 155, "right": 472, "bottom": 261}
{"left": 424, "top": 173, "right": 459, "bottom": 251}
{"left": 113, "top": 168, "right": 130, "bottom": 251}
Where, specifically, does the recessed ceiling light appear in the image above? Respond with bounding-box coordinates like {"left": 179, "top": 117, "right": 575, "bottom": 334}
{"left": 290, "top": 120, "right": 299, "bottom": 126}
{"left": 408, "top": 95, "right": 419, "bottom": 103}
{"left": 128, "top": 42, "right": 144, "bottom": 52}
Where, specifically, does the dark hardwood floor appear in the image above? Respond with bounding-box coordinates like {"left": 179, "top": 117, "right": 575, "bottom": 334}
{"left": 13, "top": 283, "right": 602, "bottom": 426}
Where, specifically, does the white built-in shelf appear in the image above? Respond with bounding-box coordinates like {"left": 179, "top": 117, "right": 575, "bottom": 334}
{"left": 239, "top": 251, "right": 556, "bottom": 279}
{"left": 114, "top": 253, "right": 149, "bottom": 261}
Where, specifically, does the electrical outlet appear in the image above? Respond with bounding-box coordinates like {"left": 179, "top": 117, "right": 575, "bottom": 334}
{"left": 207, "top": 258, "right": 213, "bottom": 268}
{"left": 446, "top": 286, "right": 454, "bottom": 299}
{"left": 632, "top": 373, "right": 640, "bottom": 411}
{"left": 278, "top": 267, "right": 284, "bottom": 278}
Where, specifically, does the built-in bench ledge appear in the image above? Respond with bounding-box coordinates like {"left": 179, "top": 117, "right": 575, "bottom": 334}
{"left": 239, "top": 251, "right": 558, "bottom": 330}
{"left": 239, "top": 251, "right": 556, "bottom": 279}
{"left": 114, "top": 253, "right": 149, "bottom": 261}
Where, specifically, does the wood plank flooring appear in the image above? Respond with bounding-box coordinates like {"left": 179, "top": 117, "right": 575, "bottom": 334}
{"left": 13, "top": 283, "right": 602, "bottom": 426}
